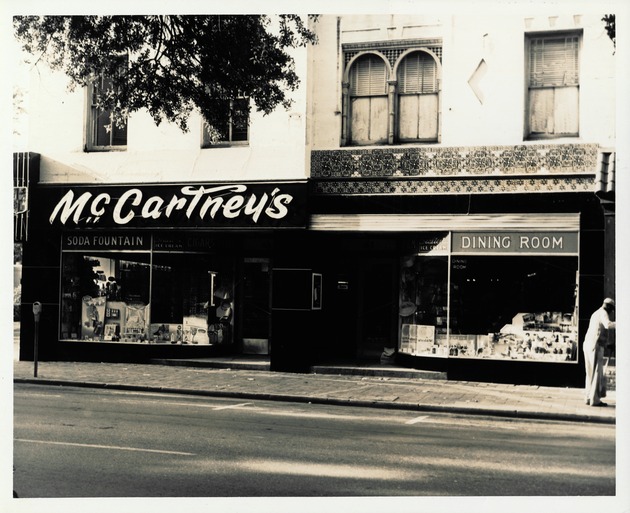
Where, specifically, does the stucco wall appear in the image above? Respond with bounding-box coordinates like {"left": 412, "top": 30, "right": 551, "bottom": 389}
{"left": 19, "top": 44, "right": 308, "bottom": 184}
{"left": 308, "top": 13, "right": 616, "bottom": 150}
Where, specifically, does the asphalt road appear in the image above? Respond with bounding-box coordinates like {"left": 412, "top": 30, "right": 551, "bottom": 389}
{"left": 14, "top": 383, "right": 615, "bottom": 498}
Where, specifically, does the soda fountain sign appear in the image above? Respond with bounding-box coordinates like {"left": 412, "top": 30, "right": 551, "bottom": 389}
{"left": 40, "top": 182, "right": 307, "bottom": 229}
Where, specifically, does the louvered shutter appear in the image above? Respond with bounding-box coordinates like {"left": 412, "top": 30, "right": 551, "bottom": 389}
{"left": 398, "top": 52, "right": 439, "bottom": 141}
{"left": 399, "top": 54, "right": 421, "bottom": 93}
{"left": 349, "top": 54, "right": 388, "bottom": 145}
{"left": 350, "top": 55, "right": 387, "bottom": 96}
{"left": 529, "top": 36, "right": 579, "bottom": 87}
{"left": 398, "top": 52, "right": 437, "bottom": 94}
{"left": 528, "top": 35, "right": 579, "bottom": 137}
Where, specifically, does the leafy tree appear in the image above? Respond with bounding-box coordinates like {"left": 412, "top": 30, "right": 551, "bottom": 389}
{"left": 602, "top": 14, "right": 615, "bottom": 48}
{"left": 13, "top": 15, "right": 318, "bottom": 131}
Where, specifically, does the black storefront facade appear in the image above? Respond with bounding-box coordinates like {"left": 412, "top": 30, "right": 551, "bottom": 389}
{"left": 18, "top": 177, "right": 316, "bottom": 368}
{"left": 18, "top": 143, "right": 612, "bottom": 387}
{"left": 305, "top": 143, "right": 611, "bottom": 387}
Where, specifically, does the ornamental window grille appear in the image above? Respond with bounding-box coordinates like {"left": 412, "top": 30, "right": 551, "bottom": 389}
{"left": 343, "top": 43, "right": 441, "bottom": 146}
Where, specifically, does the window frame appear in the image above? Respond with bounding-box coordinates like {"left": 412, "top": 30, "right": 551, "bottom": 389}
{"left": 85, "top": 66, "right": 128, "bottom": 152}
{"left": 342, "top": 44, "right": 442, "bottom": 147}
{"left": 201, "top": 97, "right": 250, "bottom": 148}
{"left": 525, "top": 31, "right": 582, "bottom": 140}
{"left": 346, "top": 52, "right": 389, "bottom": 146}
{"left": 395, "top": 49, "right": 440, "bottom": 144}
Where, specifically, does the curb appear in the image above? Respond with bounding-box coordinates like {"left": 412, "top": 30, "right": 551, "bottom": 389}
{"left": 150, "top": 358, "right": 272, "bottom": 371}
{"left": 14, "top": 378, "right": 615, "bottom": 425}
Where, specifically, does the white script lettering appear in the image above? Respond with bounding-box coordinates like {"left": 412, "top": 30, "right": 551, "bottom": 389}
{"left": 49, "top": 185, "right": 295, "bottom": 226}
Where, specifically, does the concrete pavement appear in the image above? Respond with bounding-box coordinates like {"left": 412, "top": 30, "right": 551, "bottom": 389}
{"left": 13, "top": 357, "right": 615, "bottom": 424}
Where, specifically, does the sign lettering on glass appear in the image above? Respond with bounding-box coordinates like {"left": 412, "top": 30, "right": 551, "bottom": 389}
{"left": 452, "top": 231, "right": 578, "bottom": 255}
{"left": 413, "top": 234, "right": 449, "bottom": 255}
{"left": 63, "top": 233, "right": 150, "bottom": 250}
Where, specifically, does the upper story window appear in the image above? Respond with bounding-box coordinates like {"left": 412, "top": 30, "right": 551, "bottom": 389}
{"left": 342, "top": 41, "right": 442, "bottom": 146}
{"left": 202, "top": 98, "right": 250, "bottom": 148}
{"left": 397, "top": 51, "right": 439, "bottom": 142}
{"left": 348, "top": 54, "right": 388, "bottom": 145}
{"left": 526, "top": 33, "right": 580, "bottom": 139}
{"left": 86, "top": 69, "right": 128, "bottom": 151}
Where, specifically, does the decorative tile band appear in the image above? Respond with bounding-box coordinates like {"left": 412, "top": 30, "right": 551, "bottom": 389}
{"left": 311, "top": 143, "right": 599, "bottom": 179}
{"left": 310, "top": 176, "right": 596, "bottom": 196}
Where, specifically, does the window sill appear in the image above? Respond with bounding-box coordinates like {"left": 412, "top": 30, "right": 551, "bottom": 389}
{"left": 85, "top": 146, "right": 128, "bottom": 153}
{"left": 526, "top": 135, "right": 579, "bottom": 141}
{"left": 201, "top": 142, "right": 249, "bottom": 149}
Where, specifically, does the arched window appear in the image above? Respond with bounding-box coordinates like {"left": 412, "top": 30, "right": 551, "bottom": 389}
{"left": 348, "top": 54, "right": 388, "bottom": 145}
{"left": 396, "top": 51, "right": 439, "bottom": 142}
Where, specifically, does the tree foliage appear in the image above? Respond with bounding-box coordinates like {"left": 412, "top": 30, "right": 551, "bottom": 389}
{"left": 602, "top": 14, "right": 615, "bottom": 48}
{"left": 13, "top": 15, "right": 318, "bottom": 131}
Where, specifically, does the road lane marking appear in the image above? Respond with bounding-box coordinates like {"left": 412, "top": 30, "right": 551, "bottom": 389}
{"left": 15, "top": 438, "right": 194, "bottom": 456}
{"left": 212, "top": 402, "right": 252, "bottom": 411}
{"left": 100, "top": 398, "right": 250, "bottom": 410}
{"left": 240, "top": 459, "right": 409, "bottom": 480}
{"left": 406, "top": 415, "right": 430, "bottom": 424}
{"left": 14, "top": 392, "right": 63, "bottom": 398}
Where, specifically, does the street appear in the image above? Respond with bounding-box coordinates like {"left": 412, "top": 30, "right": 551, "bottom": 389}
{"left": 14, "top": 383, "right": 615, "bottom": 497}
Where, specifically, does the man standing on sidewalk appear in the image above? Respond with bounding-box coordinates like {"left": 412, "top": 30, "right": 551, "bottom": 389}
{"left": 583, "top": 298, "right": 616, "bottom": 406}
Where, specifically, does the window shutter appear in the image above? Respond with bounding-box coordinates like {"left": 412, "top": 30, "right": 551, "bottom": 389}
{"left": 398, "top": 52, "right": 437, "bottom": 94}
{"left": 527, "top": 34, "right": 580, "bottom": 137}
{"left": 400, "top": 54, "right": 421, "bottom": 93}
{"left": 350, "top": 55, "right": 387, "bottom": 96}
{"left": 529, "top": 36, "right": 579, "bottom": 87}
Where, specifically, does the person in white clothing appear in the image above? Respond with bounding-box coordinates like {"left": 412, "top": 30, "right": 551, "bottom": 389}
{"left": 583, "top": 298, "right": 616, "bottom": 406}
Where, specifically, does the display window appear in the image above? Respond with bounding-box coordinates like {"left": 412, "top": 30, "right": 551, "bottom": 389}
{"left": 61, "top": 252, "right": 151, "bottom": 342}
{"left": 398, "top": 231, "right": 579, "bottom": 363}
{"left": 150, "top": 253, "right": 234, "bottom": 345}
{"left": 59, "top": 233, "right": 235, "bottom": 345}
{"left": 400, "top": 255, "right": 449, "bottom": 357}
{"left": 449, "top": 256, "right": 578, "bottom": 362}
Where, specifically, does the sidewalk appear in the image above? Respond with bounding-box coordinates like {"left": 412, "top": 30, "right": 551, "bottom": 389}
{"left": 13, "top": 358, "right": 615, "bottom": 424}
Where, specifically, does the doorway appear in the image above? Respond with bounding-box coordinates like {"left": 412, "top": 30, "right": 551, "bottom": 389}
{"left": 241, "top": 258, "right": 271, "bottom": 354}
{"left": 322, "top": 257, "right": 397, "bottom": 363}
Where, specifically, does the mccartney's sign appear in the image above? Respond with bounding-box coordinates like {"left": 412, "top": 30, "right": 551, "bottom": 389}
{"left": 40, "top": 182, "right": 307, "bottom": 229}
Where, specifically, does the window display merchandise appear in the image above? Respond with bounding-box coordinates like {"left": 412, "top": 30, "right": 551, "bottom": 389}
{"left": 60, "top": 234, "right": 235, "bottom": 346}
{"left": 398, "top": 233, "right": 579, "bottom": 364}
{"left": 61, "top": 253, "right": 151, "bottom": 342}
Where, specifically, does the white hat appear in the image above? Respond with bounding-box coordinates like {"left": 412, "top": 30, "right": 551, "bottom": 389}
{"left": 603, "top": 298, "right": 615, "bottom": 307}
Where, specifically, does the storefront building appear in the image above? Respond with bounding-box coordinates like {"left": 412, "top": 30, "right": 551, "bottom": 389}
{"left": 15, "top": 22, "right": 313, "bottom": 367}
{"left": 16, "top": 12, "right": 616, "bottom": 387}
{"left": 303, "top": 13, "right": 616, "bottom": 386}
{"left": 19, "top": 178, "right": 308, "bottom": 363}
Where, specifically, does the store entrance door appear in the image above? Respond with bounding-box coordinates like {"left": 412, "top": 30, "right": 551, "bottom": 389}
{"left": 358, "top": 258, "right": 397, "bottom": 360}
{"left": 241, "top": 258, "right": 271, "bottom": 354}
{"left": 323, "top": 258, "right": 396, "bottom": 363}
{"left": 326, "top": 268, "right": 359, "bottom": 361}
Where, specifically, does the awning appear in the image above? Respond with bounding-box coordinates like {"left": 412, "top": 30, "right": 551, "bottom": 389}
{"left": 309, "top": 213, "right": 580, "bottom": 232}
